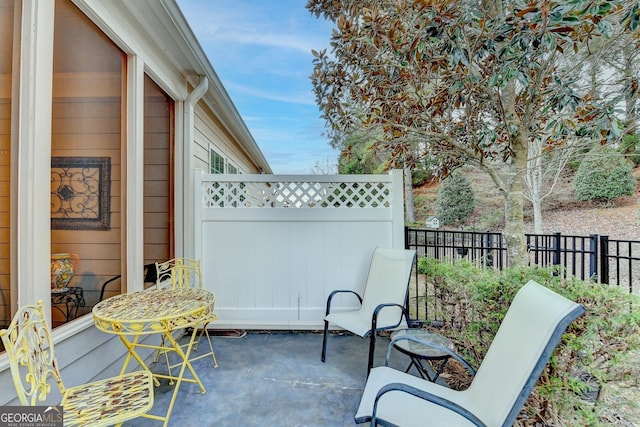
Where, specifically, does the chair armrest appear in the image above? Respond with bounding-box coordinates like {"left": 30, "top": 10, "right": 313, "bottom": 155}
{"left": 371, "top": 382, "right": 486, "bottom": 427}
{"left": 99, "top": 275, "right": 122, "bottom": 302}
{"left": 371, "top": 303, "right": 409, "bottom": 332}
{"left": 325, "top": 289, "right": 363, "bottom": 316}
{"left": 386, "top": 335, "right": 477, "bottom": 376}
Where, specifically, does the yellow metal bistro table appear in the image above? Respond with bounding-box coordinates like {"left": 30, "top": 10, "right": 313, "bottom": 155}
{"left": 93, "top": 287, "right": 216, "bottom": 426}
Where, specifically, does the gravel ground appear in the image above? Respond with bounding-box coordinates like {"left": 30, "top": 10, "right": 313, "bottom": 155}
{"left": 526, "top": 198, "right": 640, "bottom": 241}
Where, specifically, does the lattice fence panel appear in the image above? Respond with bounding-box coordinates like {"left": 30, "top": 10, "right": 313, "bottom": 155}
{"left": 203, "top": 180, "right": 392, "bottom": 208}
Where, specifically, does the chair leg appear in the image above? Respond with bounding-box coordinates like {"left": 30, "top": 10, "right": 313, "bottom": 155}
{"left": 200, "top": 327, "right": 218, "bottom": 368}
{"left": 161, "top": 335, "right": 175, "bottom": 384}
{"left": 367, "top": 331, "right": 376, "bottom": 375}
{"left": 321, "top": 319, "right": 329, "bottom": 362}
{"left": 153, "top": 332, "right": 165, "bottom": 363}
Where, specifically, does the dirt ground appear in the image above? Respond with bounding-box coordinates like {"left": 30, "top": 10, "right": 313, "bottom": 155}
{"left": 525, "top": 197, "right": 640, "bottom": 241}
{"left": 415, "top": 167, "right": 640, "bottom": 238}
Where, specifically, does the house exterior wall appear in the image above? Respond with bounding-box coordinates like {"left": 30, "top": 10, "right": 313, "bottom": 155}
{"left": 0, "top": 0, "right": 270, "bottom": 403}
{"left": 194, "top": 102, "right": 261, "bottom": 174}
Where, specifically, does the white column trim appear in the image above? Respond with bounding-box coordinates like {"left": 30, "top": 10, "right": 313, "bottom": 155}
{"left": 125, "top": 55, "right": 145, "bottom": 292}
{"left": 16, "top": 0, "right": 55, "bottom": 316}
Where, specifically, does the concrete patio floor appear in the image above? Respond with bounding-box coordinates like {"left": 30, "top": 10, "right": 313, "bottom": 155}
{"left": 122, "top": 330, "right": 422, "bottom": 427}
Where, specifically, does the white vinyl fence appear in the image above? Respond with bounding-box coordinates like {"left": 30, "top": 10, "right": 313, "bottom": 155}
{"left": 194, "top": 170, "right": 406, "bottom": 329}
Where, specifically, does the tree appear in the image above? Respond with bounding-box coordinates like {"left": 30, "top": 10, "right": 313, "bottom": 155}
{"left": 335, "top": 126, "right": 419, "bottom": 222}
{"left": 436, "top": 170, "right": 476, "bottom": 226}
{"left": 524, "top": 137, "right": 575, "bottom": 234}
{"left": 336, "top": 128, "right": 383, "bottom": 174}
{"left": 308, "top": 0, "right": 639, "bottom": 266}
{"left": 312, "top": 158, "right": 338, "bottom": 174}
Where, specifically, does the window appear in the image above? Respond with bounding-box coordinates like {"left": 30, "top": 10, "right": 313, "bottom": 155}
{"left": 227, "top": 163, "right": 238, "bottom": 174}
{"left": 143, "top": 75, "right": 174, "bottom": 271}
{"left": 210, "top": 149, "right": 224, "bottom": 174}
{"left": 51, "top": 0, "right": 125, "bottom": 326}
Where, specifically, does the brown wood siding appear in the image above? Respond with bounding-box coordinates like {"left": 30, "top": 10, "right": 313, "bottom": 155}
{"left": 143, "top": 75, "right": 173, "bottom": 269}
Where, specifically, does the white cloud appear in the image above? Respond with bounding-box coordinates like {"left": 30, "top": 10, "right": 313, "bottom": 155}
{"left": 224, "top": 81, "right": 316, "bottom": 106}
{"left": 180, "top": 1, "right": 331, "bottom": 54}
{"left": 177, "top": 0, "right": 335, "bottom": 174}
{"left": 211, "top": 28, "right": 324, "bottom": 55}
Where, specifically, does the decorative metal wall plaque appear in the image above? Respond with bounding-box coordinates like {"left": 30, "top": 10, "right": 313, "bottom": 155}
{"left": 51, "top": 157, "right": 111, "bottom": 230}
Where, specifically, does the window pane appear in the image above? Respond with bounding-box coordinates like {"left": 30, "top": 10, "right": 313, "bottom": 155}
{"left": 144, "top": 75, "right": 174, "bottom": 275}
{"left": 210, "top": 149, "right": 224, "bottom": 174}
{"left": 51, "top": 0, "right": 125, "bottom": 326}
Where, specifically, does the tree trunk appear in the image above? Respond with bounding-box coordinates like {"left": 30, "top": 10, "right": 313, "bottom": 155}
{"left": 503, "top": 142, "right": 529, "bottom": 267}
{"left": 530, "top": 148, "right": 544, "bottom": 234}
{"left": 404, "top": 165, "right": 416, "bottom": 223}
{"left": 623, "top": 44, "right": 638, "bottom": 134}
{"left": 502, "top": 80, "right": 529, "bottom": 267}
{"left": 532, "top": 197, "right": 543, "bottom": 234}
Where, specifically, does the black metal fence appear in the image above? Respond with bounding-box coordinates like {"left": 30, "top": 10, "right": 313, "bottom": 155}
{"left": 405, "top": 227, "right": 640, "bottom": 321}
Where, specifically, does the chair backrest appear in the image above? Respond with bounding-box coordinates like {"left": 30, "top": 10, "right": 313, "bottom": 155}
{"left": 155, "top": 258, "right": 202, "bottom": 289}
{"left": 359, "top": 247, "right": 416, "bottom": 329}
{"left": 0, "top": 301, "right": 66, "bottom": 405}
{"left": 466, "top": 280, "right": 585, "bottom": 426}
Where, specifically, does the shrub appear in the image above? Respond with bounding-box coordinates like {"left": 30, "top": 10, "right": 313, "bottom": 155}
{"left": 435, "top": 170, "right": 476, "bottom": 226}
{"left": 417, "top": 258, "right": 640, "bottom": 426}
{"left": 621, "top": 134, "right": 640, "bottom": 167}
{"left": 574, "top": 147, "right": 636, "bottom": 204}
{"left": 411, "top": 167, "right": 432, "bottom": 187}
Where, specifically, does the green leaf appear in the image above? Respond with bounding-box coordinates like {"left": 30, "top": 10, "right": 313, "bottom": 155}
{"left": 597, "top": 19, "right": 613, "bottom": 37}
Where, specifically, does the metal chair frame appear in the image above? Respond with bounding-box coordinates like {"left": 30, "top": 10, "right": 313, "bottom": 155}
{"left": 321, "top": 247, "right": 417, "bottom": 374}
{"left": 355, "top": 281, "right": 586, "bottom": 426}
{"left": 0, "top": 300, "right": 154, "bottom": 427}
{"left": 153, "top": 257, "right": 219, "bottom": 372}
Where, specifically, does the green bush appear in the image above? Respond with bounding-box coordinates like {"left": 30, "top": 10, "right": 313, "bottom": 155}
{"left": 574, "top": 147, "right": 636, "bottom": 203}
{"left": 435, "top": 170, "right": 476, "bottom": 226}
{"left": 417, "top": 258, "right": 640, "bottom": 425}
{"left": 411, "top": 167, "right": 432, "bottom": 187}
{"left": 621, "top": 134, "right": 640, "bottom": 167}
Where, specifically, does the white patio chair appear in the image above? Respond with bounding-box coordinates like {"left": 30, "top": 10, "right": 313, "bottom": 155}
{"left": 321, "top": 247, "right": 417, "bottom": 373}
{"left": 355, "top": 280, "right": 586, "bottom": 426}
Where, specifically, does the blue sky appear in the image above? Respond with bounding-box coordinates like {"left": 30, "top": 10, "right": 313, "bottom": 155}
{"left": 176, "top": 0, "right": 338, "bottom": 174}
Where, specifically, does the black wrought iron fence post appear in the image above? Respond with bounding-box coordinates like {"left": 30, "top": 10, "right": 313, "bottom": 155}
{"left": 600, "top": 235, "right": 610, "bottom": 285}
{"left": 589, "top": 235, "right": 598, "bottom": 280}
{"left": 553, "top": 232, "right": 561, "bottom": 266}
{"left": 483, "top": 231, "right": 493, "bottom": 267}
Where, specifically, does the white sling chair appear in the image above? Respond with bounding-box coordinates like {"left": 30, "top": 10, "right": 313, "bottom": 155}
{"left": 321, "top": 247, "right": 417, "bottom": 373}
{"left": 355, "top": 280, "right": 585, "bottom": 426}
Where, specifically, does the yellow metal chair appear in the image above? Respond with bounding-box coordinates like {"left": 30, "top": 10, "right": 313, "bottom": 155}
{"left": 154, "top": 258, "right": 219, "bottom": 371}
{"left": 0, "top": 300, "right": 154, "bottom": 427}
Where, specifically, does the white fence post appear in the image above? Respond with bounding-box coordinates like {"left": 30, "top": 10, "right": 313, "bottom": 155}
{"left": 193, "top": 169, "right": 203, "bottom": 261}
